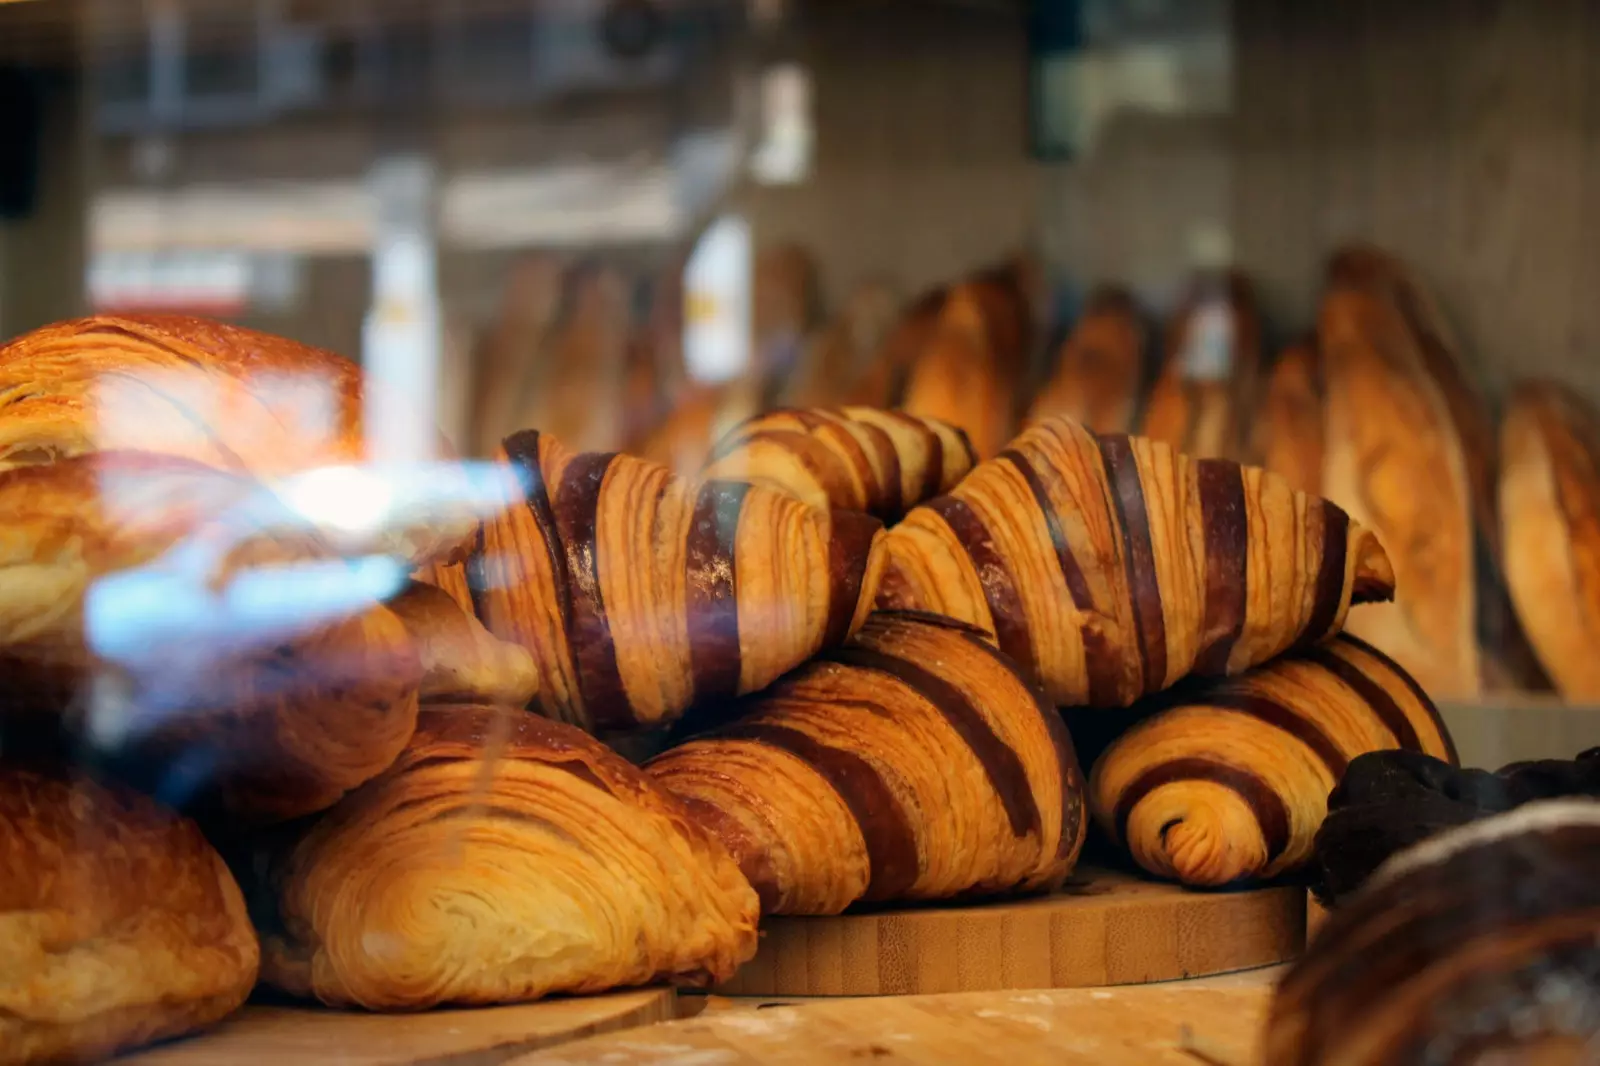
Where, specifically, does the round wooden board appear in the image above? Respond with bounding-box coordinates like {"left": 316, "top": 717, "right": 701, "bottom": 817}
{"left": 511, "top": 970, "right": 1282, "bottom": 1066}
{"left": 715, "top": 866, "right": 1306, "bottom": 997}
{"left": 118, "top": 987, "right": 677, "bottom": 1066}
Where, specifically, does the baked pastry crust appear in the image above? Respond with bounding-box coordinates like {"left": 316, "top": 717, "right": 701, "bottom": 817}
{"left": 1090, "top": 634, "right": 1457, "bottom": 886}
{"left": 387, "top": 580, "right": 539, "bottom": 707}
{"left": 876, "top": 417, "right": 1394, "bottom": 707}
{"left": 649, "top": 611, "right": 1087, "bottom": 915}
{"left": 255, "top": 706, "right": 759, "bottom": 1010}
{"left": 900, "top": 285, "right": 1017, "bottom": 460}
{"left": 1254, "top": 340, "right": 1324, "bottom": 495}
{"left": 1026, "top": 287, "right": 1147, "bottom": 436}
{"left": 1140, "top": 272, "right": 1262, "bottom": 461}
{"left": 0, "top": 766, "right": 258, "bottom": 1065}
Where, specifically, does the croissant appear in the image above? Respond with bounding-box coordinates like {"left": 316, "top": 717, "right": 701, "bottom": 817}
{"left": 254, "top": 706, "right": 759, "bottom": 1010}
{"left": 0, "top": 313, "right": 482, "bottom": 564}
{"left": 900, "top": 285, "right": 1016, "bottom": 459}
{"left": 1025, "top": 286, "right": 1147, "bottom": 435}
{"left": 875, "top": 417, "right": 1395, "bottom": 707}
{"left": 386, "top": 580, "right": 540, "bottom": 707}
{"left": 1254, "top": 340, "right": 1324, "bottom": 494}
{"left": 647, "top": 611, "right": 1088, "bottom": 915}
{"left": 429, "top": 428, "right": 884, "bottom": 733}
{"left": 700, "top": 407, "right": 978, "bottom": 522}
{"left": 1500, "top": 382, "right": 1600, "bottom": 700}
{"left": 1, "top": 765, "right": 258, "bottom": 1065}
{"left": 1088, "top": 634, "right": 1457, "bottom": 887}
{"left": 1266, "top": 800, "right": 1600, "bottom": 1066}
{"left": 0, "top": 452, "right": 423, "bottom": 824}
{"left": 1140, "top": 271, "right": 1263, "bottom": 461}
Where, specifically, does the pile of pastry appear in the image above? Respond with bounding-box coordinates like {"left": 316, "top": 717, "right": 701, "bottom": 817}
{"left": 1, "top": 312, "right": 1452, "bottom": 1064}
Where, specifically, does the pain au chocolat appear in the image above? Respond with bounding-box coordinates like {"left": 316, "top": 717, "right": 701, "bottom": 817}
{"left": 1, "top": 766, "right": 258, "bottom": 1066}
{"left": 0, "top": 313, "right": 481, "bottom": 564}
{"left": 1090, "top": 634, "right": 1457, "bottom": 887}
{"left": 254, "top": 707, "right": 759, "bottom": 1010}
{"left": 874, "top": 417, "right": 1395, "bottom": 708}
{"left": 700, "top": 407, "right": 977, "bottom": 523}
{"left": 424, "top": 428, "right": 884, "bottom": 734}
{"left": 1267, "top": 800, "right": 1600, "bottom": 1066}
{"left": 0, "top": 452, "right": 423, "bottom": 824}
{"left": 648, "top": 611, "right": 1087, "bottom": 915}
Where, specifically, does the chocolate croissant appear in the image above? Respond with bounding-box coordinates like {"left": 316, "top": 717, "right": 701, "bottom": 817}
{"left": 1089, "top": 634, "right": 1457, "bottom": 887}
{"left": 431, "top": 429, "right": 883, "bottom": 733}
{"left": 1267, "top": 800, "right": 1600, "bottom": 1066}
{"left": 647, "top": 611, "right": 1088, "bottom": 915}
{"left": 700, "top": 407, "right": 977, "bottom": 522}
{"left": 1, "top": 765, "right": 259, "bottom": 1065}
{"left": 875, "top": 417, "right": 1395, "bottom": 707}
{"left": 254, "top": 707, "right": 759, "bottom": 1010}
{"left": 1499, "top": 382, "right": 1600, "bottom": 701}
{"left": 1025, "top": 286, "right": 1147, "bottom": 435}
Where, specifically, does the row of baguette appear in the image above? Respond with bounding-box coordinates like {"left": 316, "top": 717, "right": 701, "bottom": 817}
{"left": 1, "top": 310, "right": 1447, "bottom": 1064}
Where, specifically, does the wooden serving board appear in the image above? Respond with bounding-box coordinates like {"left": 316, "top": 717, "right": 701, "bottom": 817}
{"left": 120, "top": 988, "right": 676, "bottom": 1066}
{"left": 717, "top": 866, "right": 1305, "bottom": 996}
{"left": 511, "top": 969, "right": 1282, "bottom": 1066}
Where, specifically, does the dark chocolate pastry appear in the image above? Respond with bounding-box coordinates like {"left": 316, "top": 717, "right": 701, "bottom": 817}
{"left": 1312, "top": 747, "right": 1600, "bottom": 904}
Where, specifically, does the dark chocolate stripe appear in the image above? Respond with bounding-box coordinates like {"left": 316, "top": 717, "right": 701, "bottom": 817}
{"left": 883, "top": 410, "right": 944, "bottom": 504}
{"left": 1195, "top": 459, "right": 1249, "bottom": 674}
{"left": 868, "top": 608, "right": 994, "bottom": 642}
{"left": 823, "top": 509, "right": 883, "bottom": 648}
{"left": 1097, "top": 434, "right": 1168, "bottom": 695}
{"left": 1299, "top": 644, "right": 1423, "bottom": 754}
{"left": 1296, "top": 500, "right": 1349, "bottom": 648}
{"left": 500, "top": 431, "right": 574, "bottom": 641}
{"left": 671, "top": 792, "right": 782, "bottom": 913}
{"left": 553, "top": 452, "right": 631, "bottom": 730}
{"left": 851, "top": 418, "right": 904, "bottom": 519}
{"left": 924, "top": 495, "right": 1035, "bottom": 679}
{"left": 812, "top": 415, "right": 882, "bottom": 514}
{"left": 715, "top": 429, "right": 853, "bottom": 507}
{"left": 825, "top": 646, "right": 1040, "bottom": 839}
{"left": 954, "top": 425, "right": 980, "bottom": 470}
{"left": 464, "top": 525, "right": 494, "bottom": 629}
{"left": 1335, "top": 634, "right": 1457, "bottom": 765}
{"left": 719, "top": 721, "right": 919, "bottom": 900}
{"left": 1113, "top": 757, "right": 1290, "bottom": 865}
{"left": 1205, "top": 693, "right": 1348, "bottom": 779}
{"left": 686, "top": 480, "right": 750, "bottom": 702}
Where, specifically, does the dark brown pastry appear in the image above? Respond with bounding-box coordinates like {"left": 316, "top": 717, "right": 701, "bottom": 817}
{"left": 1267, "top": 800, "right": 1600, "bottom": 1066}
{"left": 255, "top": 707, "right": 759, "bottom": 1010}
{"left": 701, "top": 407, "right": 977, "bottom": 523}
{"left": 648, "top": 611, "right": 1087, "bottom": 915}
{"left": 1, "top": 766, "right": 258, "bottom": 1065}
{"left": 1140, "top": 271, "right": 1263, "bottom": 461}
{"left": 1026, "top": 286, "right": 1147, "bottom": 435}
{"left": 430, "top": 428, "right": 884, "bottom": 733}
{"left": 1090, "top": 634, "right": 1457, "bottom": 886}
{"left": 875, "top": 417, "right": 1395, "bottom": 707}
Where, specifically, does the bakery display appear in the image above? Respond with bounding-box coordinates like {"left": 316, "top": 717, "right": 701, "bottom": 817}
{"left": 0, "top": 765, "right": 258, "bottom": 1065}
{"left": 1089, "top": 634, "right": 1457, "bottom": 886}
{"left": 900, "top": 285, "right": 1017, "bottom": 460}
{"left": 1254, "top": 340, "right": 1324, "bottom": 494}
{"left": 254, "top": 706, "right": 759, "bottom": 1010}
{"left": 1025, "top": 286, "right": 1147, "bottom": 435}
{"left": 1267, "top": 799, "right": 1600, "bottom": 1066}
{"left": 700, "top": 406, "right": 977, "bottom": 522}
{"left": 648, "top": 611, "right": 1086, "bottom": 915}
{"left": 433, "top": 427, "right": 884, "bottom": 733}
{"left": 1140, "top": 271, "right": 1263, "bottom": 462}
{"left": 0, "top": 314, "right": 479, "bottom": 565}
{"left": 1499, "top": 381, "right": 1600, "bottom": 701}
{"left": 875, "top": 417, "right": 1395, "bottom": 707}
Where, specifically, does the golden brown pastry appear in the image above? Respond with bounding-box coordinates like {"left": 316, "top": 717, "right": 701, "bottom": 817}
{"left": 0, "top": 452, "right": 423, "bottom": 824}
{"left": 0, "top": 313, "right": 478, "bottom": 564}
{"left": 1089, "top": 634, "right": 1458, "bottom": 887}
{"left": 387, "top": 580, "right": 539, "bottom": 707}
{"left": 1140, "top": 271, "right": 1263, "bottom": 461}
{"left": 511, "top": 266, "right": 632, "bottom": 456}
{"left": 876, "top": 417, "right": 1395, "bottom": 708}
{"left": 1500, "top": 382, "right": 1600, "bottom": 701}
{"left": 778, "top": 283, "right": 900, "bottom": 410}
{"left": 701, "top": 407, "right": 977, "bottom": 523}
{"left": 255, "top": 706, "right": 759, "bottom": 1010}
{"left": 1025, "top": 287, "right": 1147, "bottom": 435}
{"left": 900, "top": 285, "right": 1016, "bottom": 459}
{"left": 852, "top": 286, "right": 950, "bottom": 409}
{"left": 432, "top": 428, "right": 884, "bottom": 733}
{"left": 1254, "top": 340, "right": 1324, "bottom": 494}
{"left": 1266, "top": 799, "right": 1600, "bottom": 1066}
{"left": 1, "top": 765, "right": 258, "bottom": 1065}
{"left": 649, "top": 611, "right": 1087, "bottom": 915}
{"left": 1320, "top": 280, "right": 1480, "bottom": 699}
